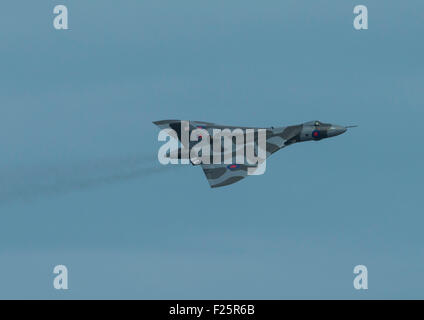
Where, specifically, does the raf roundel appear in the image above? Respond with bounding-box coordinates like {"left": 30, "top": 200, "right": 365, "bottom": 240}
{"left": 312, "top": 130, "right": 320, "bottom": 139}
{"left": 227, "top": 164, "right": 240, "bottom": 170}
{"left": 196, "top": 126, "right": 205, "bottom": 139}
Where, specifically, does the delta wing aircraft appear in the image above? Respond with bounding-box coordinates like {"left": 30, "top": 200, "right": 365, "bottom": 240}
{"left": 154, "top": 120, "right": 355, "bottom": 188}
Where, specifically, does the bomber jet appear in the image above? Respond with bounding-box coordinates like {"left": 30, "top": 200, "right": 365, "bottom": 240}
{"left": 154, "top": 120, "right": 355, "bottom": 188}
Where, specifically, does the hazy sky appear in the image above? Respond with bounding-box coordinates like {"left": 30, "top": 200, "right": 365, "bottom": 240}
{"left": 0, "top": 1, "right": 423, "bottom": 299}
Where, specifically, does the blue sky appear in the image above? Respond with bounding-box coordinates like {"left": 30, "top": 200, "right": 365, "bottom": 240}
{"left": 0, "top": 1, "right": 423, "bottom": 299}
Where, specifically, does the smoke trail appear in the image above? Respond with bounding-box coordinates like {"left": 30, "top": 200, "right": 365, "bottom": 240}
{"left": 0, "top": 154, "right": 178, "bottom": 205}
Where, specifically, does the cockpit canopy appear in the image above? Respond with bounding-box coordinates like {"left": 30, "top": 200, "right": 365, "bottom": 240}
{"left": 304, "top": 120, "right": 323, "bottom": 127}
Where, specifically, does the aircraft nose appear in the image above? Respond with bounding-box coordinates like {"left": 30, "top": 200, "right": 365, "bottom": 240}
{"left": 327, "top": 125, "right": 347, "bottom": 137}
